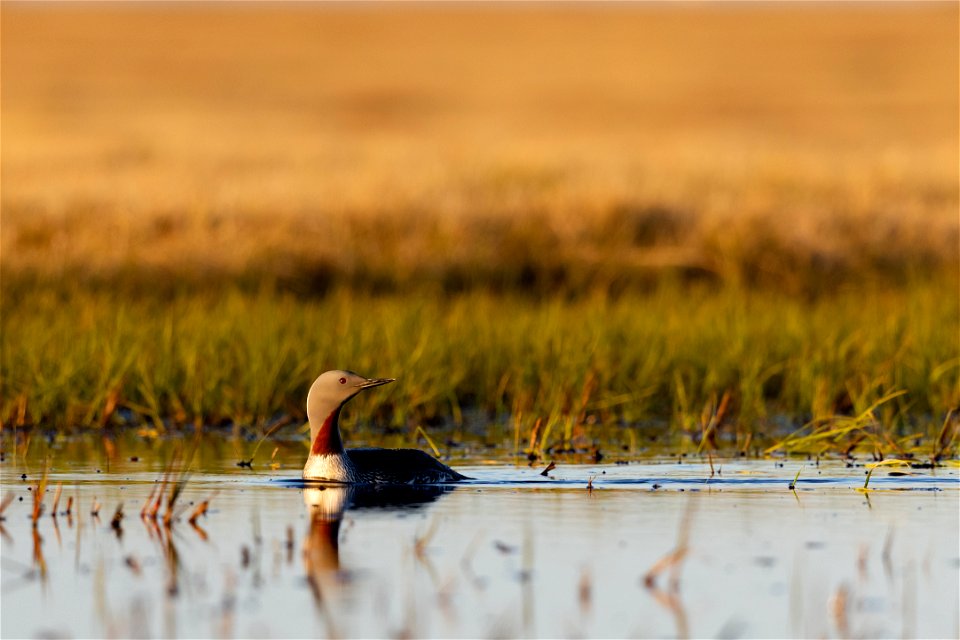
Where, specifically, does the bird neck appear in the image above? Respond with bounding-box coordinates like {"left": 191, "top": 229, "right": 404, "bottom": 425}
{"left": 310, "top": 405, "right": 345, "bottom": 456}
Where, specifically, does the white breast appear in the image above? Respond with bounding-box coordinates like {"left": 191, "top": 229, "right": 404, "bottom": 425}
{"left": 303, "top": 453, "right": 358, "bottom": 482}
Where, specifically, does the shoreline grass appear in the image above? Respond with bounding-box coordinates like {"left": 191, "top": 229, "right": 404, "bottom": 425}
{"left": 2, "top": 277, "right": 956, "bottom": 457}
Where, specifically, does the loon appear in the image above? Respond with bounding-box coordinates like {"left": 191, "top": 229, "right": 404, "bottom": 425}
{"left": 303, "top": 370, "right": 467, "bottom": 484}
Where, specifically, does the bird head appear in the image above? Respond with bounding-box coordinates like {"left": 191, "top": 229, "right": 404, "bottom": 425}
{"left": 306, "top": 370, "right": 395, "bottom": 423}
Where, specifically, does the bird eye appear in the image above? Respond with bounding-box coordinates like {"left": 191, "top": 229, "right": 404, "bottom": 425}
{"left": 339, "top": 377, "right": 347, "bottom": 384}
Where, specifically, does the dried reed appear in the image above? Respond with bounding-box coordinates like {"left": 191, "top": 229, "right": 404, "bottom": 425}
{"left": 0, "top": 492, "right": 15, "bottom": 520}
{"left": 50, "top": 483, "right": 63, "bottom": 517}
{"left": 31, "top": 464, "right": 50, "bottom": 526}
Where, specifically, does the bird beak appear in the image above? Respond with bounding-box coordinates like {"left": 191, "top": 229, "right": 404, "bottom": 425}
{"left": 358, "top": 377, "right": 395, "bottom": 389}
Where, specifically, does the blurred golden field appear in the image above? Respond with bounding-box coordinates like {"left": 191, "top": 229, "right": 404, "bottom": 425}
{"left": 1, "top": 3, "right": 958, "bottom": 444}
{"left": 2, "top": 2, "right": 957, "bottom": 295}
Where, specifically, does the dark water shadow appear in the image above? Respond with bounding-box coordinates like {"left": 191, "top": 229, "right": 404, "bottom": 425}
{"left": 270, "top": 473, "right": 956, "bottom": 492}
{"left": 274, "top": 479, "right": 457, "bottom": 508}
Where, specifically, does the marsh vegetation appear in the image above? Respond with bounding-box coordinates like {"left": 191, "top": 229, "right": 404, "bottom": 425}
{"left": 2, "top": 4, "right": 958, "bottom": 456}
{"left": 2, "top": 5, "right": 959, "bottom": 638}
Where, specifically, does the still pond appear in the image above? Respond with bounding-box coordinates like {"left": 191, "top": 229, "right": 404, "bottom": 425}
{"left": 1, "top": 440, "right": 957, "bottom": 639}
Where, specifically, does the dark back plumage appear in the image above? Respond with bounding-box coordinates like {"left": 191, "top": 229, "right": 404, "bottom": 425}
{"left": 347, "top": 447, "right": 468, "bottom": 484}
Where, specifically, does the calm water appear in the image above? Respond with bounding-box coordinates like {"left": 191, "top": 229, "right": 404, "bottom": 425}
{"left": 1, "top": 449, "right": 958, "bottom": 639}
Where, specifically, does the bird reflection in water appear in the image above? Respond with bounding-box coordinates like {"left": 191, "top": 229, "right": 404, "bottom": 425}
{"left": 301, "top": 483, "right": 455, "bottom": 605}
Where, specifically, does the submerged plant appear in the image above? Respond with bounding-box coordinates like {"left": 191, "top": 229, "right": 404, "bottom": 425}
{"left": 789, "top": 466, "right": 803, "bottom": 490}
{"left": 0, "top": 491, "right": 14, "bottom": 521}
{"left": 862, "top": 459, "right": 911, "bottom": 490}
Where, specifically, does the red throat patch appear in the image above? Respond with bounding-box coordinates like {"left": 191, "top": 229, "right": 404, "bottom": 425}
{"left": 311, "top": 406, "right": 344, "bottom": 455}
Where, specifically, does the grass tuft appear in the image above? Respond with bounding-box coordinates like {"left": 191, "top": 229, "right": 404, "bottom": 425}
{"left": 862, "top": 459, "right": 911, "bottom": 490}
{"left": 789, "top": 466, "right": 803, "bottom": 491}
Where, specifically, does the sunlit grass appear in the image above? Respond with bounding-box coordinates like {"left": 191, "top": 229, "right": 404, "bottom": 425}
{"left": 2, "top": 278, "right": 956, "bottom": 457}
{"left": 1, "top": 3, "right": 957, "bottom": 460}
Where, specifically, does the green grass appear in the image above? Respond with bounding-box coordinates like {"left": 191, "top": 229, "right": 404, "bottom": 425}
{"left": 2, "top": 2, "right": 958, "bottom": 462}
{"left": 2, "top": 277, "right": 956, "bottom": 457}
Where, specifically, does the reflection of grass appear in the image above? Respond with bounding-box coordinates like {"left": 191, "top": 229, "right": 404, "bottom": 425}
{"left": 2, "top": 279, "right": 956, "bottom": 456}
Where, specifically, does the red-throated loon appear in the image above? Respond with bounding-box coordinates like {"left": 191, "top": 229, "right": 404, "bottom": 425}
{"left": 303, "top": 370, "right": 467, "bottom": 484}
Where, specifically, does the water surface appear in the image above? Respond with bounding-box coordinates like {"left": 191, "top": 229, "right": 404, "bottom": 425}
{"left": 2, "top": 452, "right": 958, "bottom": 638}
